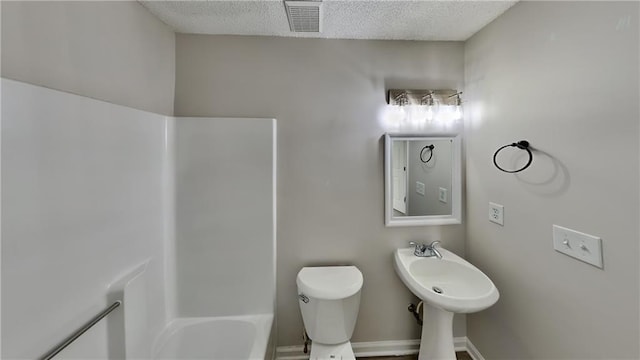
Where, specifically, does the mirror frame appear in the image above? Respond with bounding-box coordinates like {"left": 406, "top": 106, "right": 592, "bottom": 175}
{"left": 384, "top": 133, "right": 462, "bottom": 226}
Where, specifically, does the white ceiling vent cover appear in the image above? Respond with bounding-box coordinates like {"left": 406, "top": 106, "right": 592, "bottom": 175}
{"left": 284, "top": 1, "right": 322, "bottom": 33}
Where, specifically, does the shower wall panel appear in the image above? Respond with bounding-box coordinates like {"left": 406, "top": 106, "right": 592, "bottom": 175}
{"left": 174, "top": 117, "right": 276, "bottom": 317}
{"left": 1, "top": 79, "right": 170, "bottom": 359}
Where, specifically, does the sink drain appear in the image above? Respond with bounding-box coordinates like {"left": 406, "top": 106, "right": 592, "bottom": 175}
{"left": 432, "top": 286, "right": 443, "bottom": 294}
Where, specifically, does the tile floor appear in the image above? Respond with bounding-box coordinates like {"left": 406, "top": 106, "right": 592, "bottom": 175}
{"left": 359, "top": 351, "right": 473, "bottom": 360}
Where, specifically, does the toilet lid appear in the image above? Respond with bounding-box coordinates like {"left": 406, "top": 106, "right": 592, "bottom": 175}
{"left": 297, "top": 266, "right": 363, "bottom": 300}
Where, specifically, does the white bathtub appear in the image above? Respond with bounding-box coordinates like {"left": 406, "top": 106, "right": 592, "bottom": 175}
{"left": 153, "top": 314, "right": 274, "bottom": 360}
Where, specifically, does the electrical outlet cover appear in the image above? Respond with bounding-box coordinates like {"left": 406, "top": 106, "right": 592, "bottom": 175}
{"left": 489, "top": 202, "right": 504, "bottom": 226}
{"left": 438, "top": 187, "right": 448, "bottom": 203}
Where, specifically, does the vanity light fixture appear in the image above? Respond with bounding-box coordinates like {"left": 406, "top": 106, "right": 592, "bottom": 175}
{"left": 386, "top": 89, "right": 463, "bottom": 122}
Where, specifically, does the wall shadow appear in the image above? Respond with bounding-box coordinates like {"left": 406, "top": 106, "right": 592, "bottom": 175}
{"left": 507, "top": 147, "right": 571, "bottom": 197}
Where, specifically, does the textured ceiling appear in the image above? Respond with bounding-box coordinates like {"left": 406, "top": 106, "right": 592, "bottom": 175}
{"left": 140, "top": 0, "right": 518, "bottom": 41}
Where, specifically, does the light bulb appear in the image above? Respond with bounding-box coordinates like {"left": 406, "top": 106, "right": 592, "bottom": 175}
{"left": 452, "top": 93, "right": 463, "bottom": 121}
{"left": 453, "top": 105, "right": 463, "bottom": 121}
{"left": 435, "top": 105, "right": 453, "bottom": 123}
{"left": 426, "top": 105, "right": 434, "bottom": 121}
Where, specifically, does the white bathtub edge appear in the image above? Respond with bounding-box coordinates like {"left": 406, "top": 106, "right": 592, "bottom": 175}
{"left": 152, "top": 314, "right": 274, "bottom": 360}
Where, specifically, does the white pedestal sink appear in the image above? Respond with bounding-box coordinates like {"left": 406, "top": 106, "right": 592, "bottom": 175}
{"left": 394, "top": 247, "right": 499, "bottom": 360}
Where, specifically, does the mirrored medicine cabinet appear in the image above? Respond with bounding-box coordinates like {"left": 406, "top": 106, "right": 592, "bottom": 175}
{"left": 384, "top": 134, "right": 461, "bottom": 226}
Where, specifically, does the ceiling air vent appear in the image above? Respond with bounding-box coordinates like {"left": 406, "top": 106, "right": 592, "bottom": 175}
{"left": 284, "top": 1, "right": 322, "bottom": 33}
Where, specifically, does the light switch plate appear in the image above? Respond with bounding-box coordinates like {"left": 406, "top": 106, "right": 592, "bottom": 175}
{"left": 552, "top": 225, "right": 603, "bottom": 269}
{"left": 489, "top": 202, "right": 504, "bottom": 226}
{"left": 438, "top": 187, "right": 448, "bottom": 203}
{"left": 416, "top": 181, "right": 425, "bottom": 196}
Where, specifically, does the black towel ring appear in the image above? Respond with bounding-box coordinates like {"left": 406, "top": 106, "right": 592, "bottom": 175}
{"left": 420, "top": 144, "right": 435, "bottom": 163}
{"left": 493, "top": 140, "right": 533, "bottom": 173}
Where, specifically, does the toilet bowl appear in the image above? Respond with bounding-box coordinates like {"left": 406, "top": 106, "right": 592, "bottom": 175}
{"left": 297, "top": 266, "right": 363, "bottom": 360}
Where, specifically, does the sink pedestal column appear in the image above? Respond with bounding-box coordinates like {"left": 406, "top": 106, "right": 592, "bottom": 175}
{"left": 418, "top": 302, "right": 455, "bottom": 360}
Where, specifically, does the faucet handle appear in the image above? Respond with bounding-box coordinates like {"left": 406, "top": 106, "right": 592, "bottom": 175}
{"left": 427, "top": 241, "right": 443, "bottom": 259}
{"left": 409, "top": 241, "right": 427, "bottom": 256}
{"left": 428, "top": 240, "right": 441, "bottom": 249}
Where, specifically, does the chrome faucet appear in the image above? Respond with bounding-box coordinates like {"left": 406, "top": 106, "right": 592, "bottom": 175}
{"left": 409, "top": 241, "right": 443, "bottom": 259}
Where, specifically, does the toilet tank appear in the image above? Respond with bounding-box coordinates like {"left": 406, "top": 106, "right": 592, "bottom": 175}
{"left": 296, "top": 266, "right": 363, "bottom": 344}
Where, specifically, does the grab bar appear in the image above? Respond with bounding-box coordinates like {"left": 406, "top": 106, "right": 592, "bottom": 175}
{"left": 40, "top": 300, "right": 122, "bottom": 360}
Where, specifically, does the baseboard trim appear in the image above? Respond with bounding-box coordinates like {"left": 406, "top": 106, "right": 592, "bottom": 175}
{"left": 276, "top": 337, "right": 482, "bottom": 360}
{"left": 464, "top": 337, "right": 485, "bottom": 360}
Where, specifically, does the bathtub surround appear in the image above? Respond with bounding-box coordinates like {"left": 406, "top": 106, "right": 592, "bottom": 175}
{"left": 1, "top": 2, "right": 277, "bottom": 353}
{"left": 2, "top": 2, "right": 177, "bottom": 357}
{"left": 1, "top": 79, "right": 277, "bottom": 359}
{"left": 464, "top": 1, "right": 640, "bottom": 359}
{"left": 1, "top": 79, "right": 169, "bottom": 358}
{"left": 163, "top": 118, "right": 178, "bottom": 323}
{"left": 174, "top": 118, "right": 276, "bottom": 317}
{"left": 1, "top": 1, "right": 175, "bottom": 115}
{"left": 174, "top": 35, "right": 467, "bottom": 345}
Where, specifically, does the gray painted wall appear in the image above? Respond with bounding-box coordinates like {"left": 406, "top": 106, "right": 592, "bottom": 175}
{"left": 174, "top": 35, "right": 467, "bottom": 345}
{"left": 1, "top": 1, "right": 175, "bottom": 115}
{"left": 464, "top": 1, "right": 639, "bottom": 358}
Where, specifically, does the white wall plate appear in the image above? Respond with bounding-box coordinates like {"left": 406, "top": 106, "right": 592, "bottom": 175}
{"left": 552, "top": 225, "right": 603, "bottom": 269}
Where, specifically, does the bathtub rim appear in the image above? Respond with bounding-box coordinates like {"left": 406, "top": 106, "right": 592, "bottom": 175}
{"left": 152, "top": 313, "right": 274, "bottom": 360}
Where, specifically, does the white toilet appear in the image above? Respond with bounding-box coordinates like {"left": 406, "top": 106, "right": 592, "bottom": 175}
{"left": 297, "top": 266, "right": 364, "bottom": 360}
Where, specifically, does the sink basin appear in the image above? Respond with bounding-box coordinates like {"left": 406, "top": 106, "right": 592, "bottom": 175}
{"left": 394, "top": 246, "right": 499, "bottom": 360}
{"left": 394, "top": 247, "right": 499, "bottom": 313}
